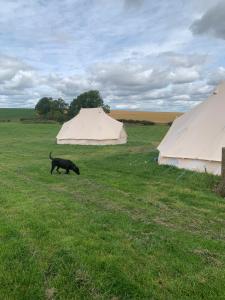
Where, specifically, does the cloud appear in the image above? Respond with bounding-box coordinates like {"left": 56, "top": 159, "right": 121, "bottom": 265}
{"left": 53, "top": 75, "right": 94, "bottom": 97}
{"left": 160, "top": 52, "right": 208, "bottom": 68}
{"left": 168, "top": 67, "right": 200, "bottom": 84}
{"left": 0, "top": 50, "right": 217, "bottom": 112}
{"left": 0, "top": 1, "right": 225, "bottom": 111}
{"left": 0, "top": 55, "right": 37, "bottom": 95}
{"left": 124, "top": 0, "right": 144, "bottom": 10}
{"left": 0, "top": 55, "right": 31, "bottom": 83}
{"left": 91, "top": 63, "right": 169, "bottom": 92}
{"left": 88, "top": 55, "right": 204, "bottom": 98}
{"left": 207, "top": 67, "right": 225, "bottom": 85}
{"left": 59, "top": 54, "right": 214, "bottom": 111}
{"left": 190, "top": 1, "right": 225, "bottom": 40}
{"left": 4, "top": 70, "right": 38, "bottom": 90}
{"left": 0, "top": 48, "right": 220, "bottom": 112}
{"left": 0, "top": 54, "right": 55, "bottom": 107}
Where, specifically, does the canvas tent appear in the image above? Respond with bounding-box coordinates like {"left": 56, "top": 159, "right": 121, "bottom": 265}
{"left": 56, "top": 107, "right": 127, "bottom": 145}
{"left": 158, "top": 81, "right": 225, "bottom": 175}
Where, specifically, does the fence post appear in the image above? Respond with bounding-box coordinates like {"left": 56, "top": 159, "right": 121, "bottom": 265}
{"left": 221, "top": 147, "right": 225, "bottom": 179}
{"left": 216, "top": 147, "right": 225, "bottom": 196}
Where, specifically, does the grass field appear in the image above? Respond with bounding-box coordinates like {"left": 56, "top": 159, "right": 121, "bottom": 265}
{"left": 0, "top": 122, "right": 225, "bottom": 299}
{"left": 0, "top": 108, "right": 35, "bottom": 120}
{"left": 109, "top": 110, "right": 183, "bottom": 123}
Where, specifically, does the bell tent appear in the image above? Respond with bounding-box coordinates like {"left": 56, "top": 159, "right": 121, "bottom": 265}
{"left": 56, "top": 107, "right": 127, "bottom": 145}
{"left": 158, "top": 82, "right": 225, "bottom": 175}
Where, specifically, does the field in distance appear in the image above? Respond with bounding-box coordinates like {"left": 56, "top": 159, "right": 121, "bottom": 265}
{"left": 0, "top": 108, "right": 35, "bottom": 120}
{"left": 0, "top": 108, "right": 182, "bottom": 123}
{"left": 110, "top": 110, "right": 183, "bottom": 123}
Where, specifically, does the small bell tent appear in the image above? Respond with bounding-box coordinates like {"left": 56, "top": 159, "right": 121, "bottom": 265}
{"left": 56, "top": 107, "right": 127, "bottom": 145}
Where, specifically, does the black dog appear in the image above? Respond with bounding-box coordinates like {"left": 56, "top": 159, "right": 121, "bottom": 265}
{"left": 49, "top": 152, "right": 80, "bottom": 175}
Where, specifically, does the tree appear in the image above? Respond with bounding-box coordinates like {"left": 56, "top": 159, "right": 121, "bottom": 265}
{"left": 35, "top": 97, "right": 53, "bottom": 118}
{"left": 51, "top": 98, "right": 68, "bottom": 113}
{"left": 35, "top": 97, "right": 68, "bottom": 122}
{"left": 50, "top": 98, "right": 68, "bottom": 121}
{"left": 103, "top": 104, "right": 110, "bottom": 113}
{"left": 68, "top": 90, "right": 110, "bottom": 117}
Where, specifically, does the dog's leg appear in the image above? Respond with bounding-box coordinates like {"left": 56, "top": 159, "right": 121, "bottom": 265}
{"left": 51, "top": 163, "right": 56, "bottom": 174}
{"left": 65, "top": 169, "right": 70, "bottom": 174}
{"left": 56, "top": 167, "right": 61, "bottom": 174}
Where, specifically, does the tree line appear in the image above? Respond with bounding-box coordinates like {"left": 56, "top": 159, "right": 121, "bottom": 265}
{"left": 35, "top": 90, "right": 110, "bottom": 122}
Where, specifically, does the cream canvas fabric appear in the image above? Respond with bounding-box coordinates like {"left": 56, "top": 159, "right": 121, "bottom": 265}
{"left": 158, "top": 82, "right": 225, "bottom": 175}
{"left": 57, "top": 107, "right": 127, "bottom": 145}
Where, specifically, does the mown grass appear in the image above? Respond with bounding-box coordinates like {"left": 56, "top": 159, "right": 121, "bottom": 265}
{"left": 0, "top": 123, "right": 224, "bottom": 299}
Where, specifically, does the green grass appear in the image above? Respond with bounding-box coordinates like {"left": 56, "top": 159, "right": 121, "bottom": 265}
{"left": 0, "top": 108, "right": 35, "bottom": 120}
{"left": 0, "top": 123, "right": 224, "bottom": 299}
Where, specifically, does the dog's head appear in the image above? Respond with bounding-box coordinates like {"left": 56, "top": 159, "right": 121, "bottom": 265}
{"left": 72, "top": 163, "right": 80, "bottom": 175}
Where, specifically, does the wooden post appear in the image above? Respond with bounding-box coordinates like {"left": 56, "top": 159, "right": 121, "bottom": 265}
{"left": 216, "top": 147, "right": 225, "bottom": 196}
{"left": 221, "top": 147, "right": 225, "bottom": 179}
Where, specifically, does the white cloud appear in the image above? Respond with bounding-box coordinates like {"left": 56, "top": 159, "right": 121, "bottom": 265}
{"left": 0, "top": 55, "right": 31, "bottom": 82}
{"left": 4, "top": 70, "right": 38, "bottom": 90}
{"left": 115, "top": 103, "right": 140, "bottom": 110}
{"left": 168, "top": 67, "right": 200, "bottom": 84}
{"left": 0, "top": 51, "right": 219, "bottom": 111}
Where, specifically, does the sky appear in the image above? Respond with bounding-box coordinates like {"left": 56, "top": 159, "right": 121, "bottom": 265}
{"left": 1, "top": 0, "right": 225, "bottom": 111}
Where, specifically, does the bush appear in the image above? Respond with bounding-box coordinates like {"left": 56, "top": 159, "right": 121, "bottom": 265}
{"left": 20, "top": 118, "right": 57, "bottom": 124}
{"left": 117, "top": 119, "right": 155, "bottom": 125}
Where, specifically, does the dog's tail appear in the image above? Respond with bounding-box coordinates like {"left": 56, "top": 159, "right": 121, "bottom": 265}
{"left": 49, "top": 152, "right": 53, "bottom": 160}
